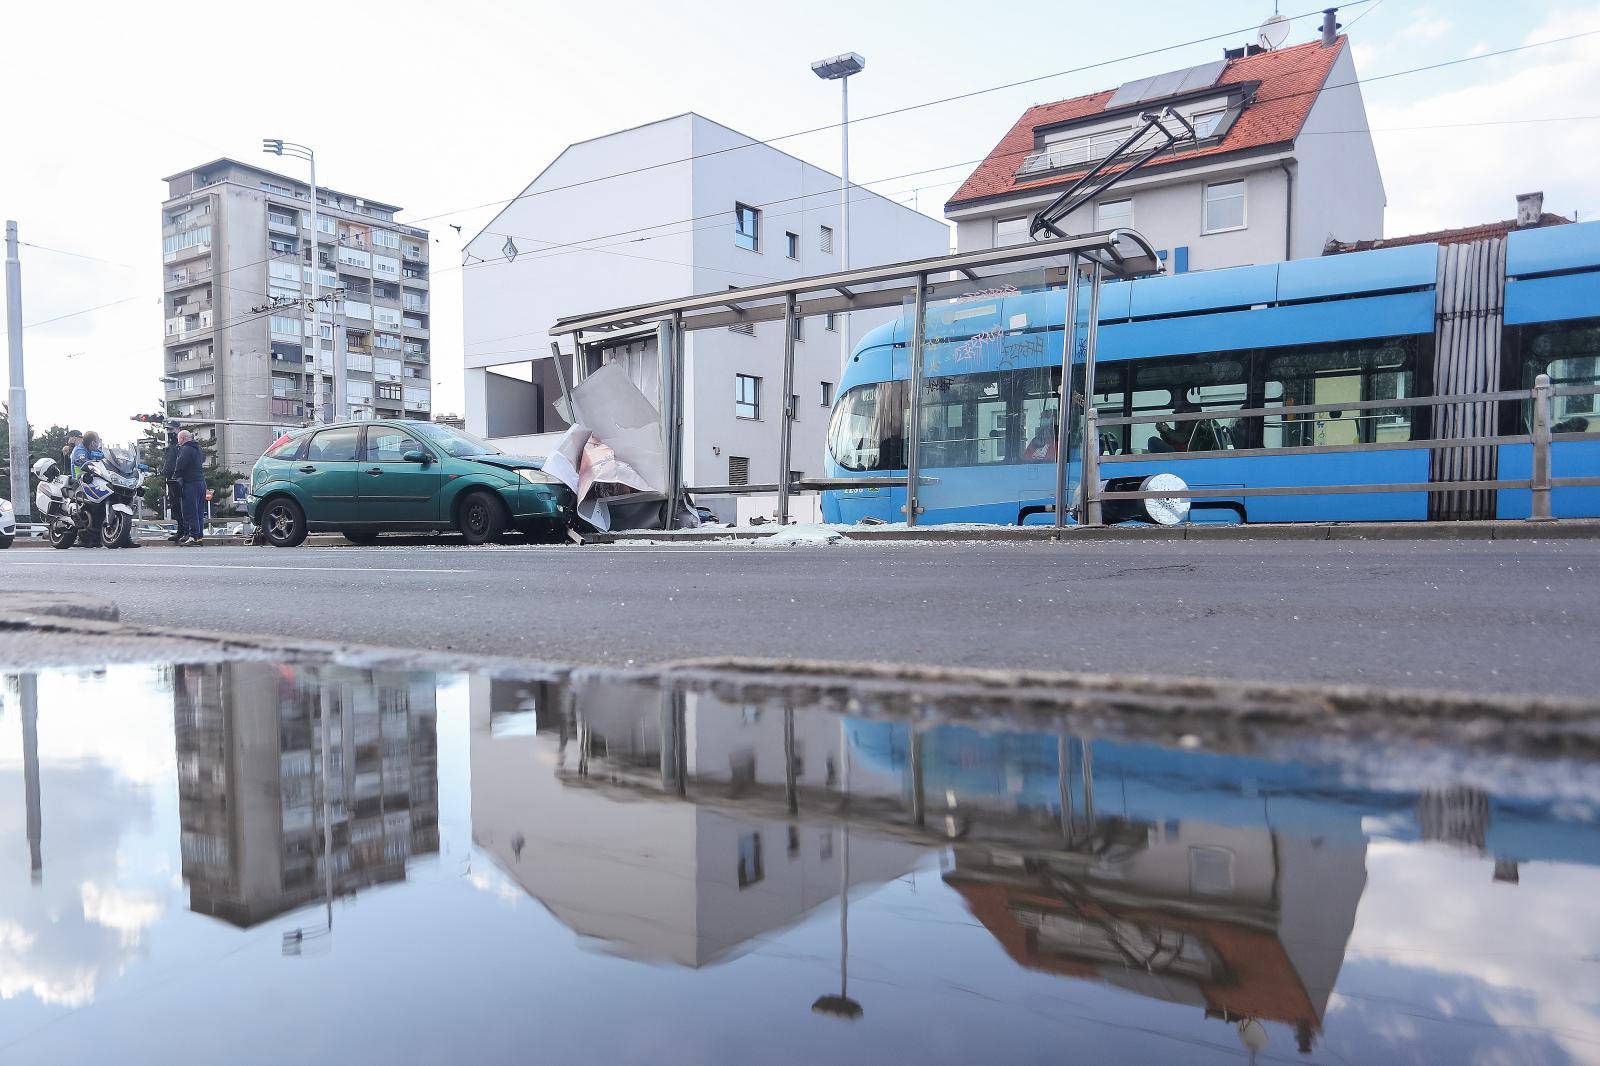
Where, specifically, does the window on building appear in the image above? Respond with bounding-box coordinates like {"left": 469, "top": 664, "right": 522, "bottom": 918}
{"left": 735, "top": 374, "right": 760, "bottom": 419}
{"left": 820, "top": 225, "right": 834, "bottom": 254}
{"left": 736, "top": 831, "right": 764, "bottom": 888}
{"left": 825, "top": 312, "right": 837, "bottom": 332}
{"left": 1203, "top": 180, "right": 1246, "bottom": 233}
{"left": 790, "top": 316, "right": 803, "bottom": 343}
{"left": 994, "top": 216, "right": 1030, "bottom": 247}
{"left": 785, "top": 231, "right": 800, "bottom": 259}
{"left": 734, "top": 203, "right": 761, "bottom": 251}
{"left": 1191, "top": 108, "right": 1227, "bottom": 139}
{"left": 728, "top": 455, "right": 750, "bottom": 486}
{"left": 1094, "top": 198, "right": 1133, "bottom": 232}
{"left": 821, "top": 381, "right": 834, "bottom": 407}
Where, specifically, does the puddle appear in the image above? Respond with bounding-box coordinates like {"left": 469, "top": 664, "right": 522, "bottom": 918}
{"left": 1, "top": 660, "right": 1598, "bottom": 1064}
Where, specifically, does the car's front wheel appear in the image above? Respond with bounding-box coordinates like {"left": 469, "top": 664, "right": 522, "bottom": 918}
{"left": 457, "top": 490, "right": 507, "bottom": 545}
{"left": 261, "top": 497, "right": 308, "bottom": 547}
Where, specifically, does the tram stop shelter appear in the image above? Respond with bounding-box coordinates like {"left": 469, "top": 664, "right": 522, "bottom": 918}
{"left": 550, "top": 229, "right": 1162, "bottom": 530}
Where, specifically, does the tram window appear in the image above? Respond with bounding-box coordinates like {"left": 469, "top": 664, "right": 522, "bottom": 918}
{"left": 1126, "top": 356, "right": 1245, "bottom": 455}
{"left": 919, "top": 374, "right": 1009, "bottom": 468}
{"left": 1064, "top": 365, "right": 1126, "bottom": 456}
{"left": 1521, "top": 321, "right": 1600, "bottom": 433}
{"left": 826, "top": 380, "right": 907, "bottom": 471}
{"left": 1020, "top": 366, "right": 1063, "bottom": 463}
{"left": 1263, "top": 339, "right": 1415, "bottom": 448}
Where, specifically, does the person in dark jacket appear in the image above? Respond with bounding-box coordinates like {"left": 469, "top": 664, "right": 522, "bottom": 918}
{"left": 62, "top": 430, "right": 83, "bottom": 479}
{"left": 159, "top": 426, "right": 183, "bottom": 541}
{"left": 171, "top": 429, "right": 207, "bottom": 546}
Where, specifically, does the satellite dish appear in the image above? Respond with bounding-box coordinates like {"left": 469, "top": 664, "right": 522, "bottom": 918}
{"left": 1258, "top": 13, "right": 1291, "bottom": 50}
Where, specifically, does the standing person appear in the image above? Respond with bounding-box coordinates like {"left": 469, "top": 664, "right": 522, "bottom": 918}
{"left": 172, "top": 429, "right": 207, "bottom": 546}
{"left": 62, "top": 430, "right": 83, "bottom": 478}
{"left": 159, "top": 425, "right": 183, "bottom": 542}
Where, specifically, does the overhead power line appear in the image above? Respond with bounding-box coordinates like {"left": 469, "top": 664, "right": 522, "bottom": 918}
{"left": 399, "top": 2, "right": 1373, "bottom": 230}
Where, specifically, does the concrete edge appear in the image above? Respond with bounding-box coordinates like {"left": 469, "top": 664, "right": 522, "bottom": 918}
{"left": 595, "top": 519, "right": 1600, "bottom": 545}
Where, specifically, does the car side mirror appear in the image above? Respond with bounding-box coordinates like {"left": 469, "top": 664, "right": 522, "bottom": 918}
{"left": 402, "top": 449, "right": 431, "bottom": 465}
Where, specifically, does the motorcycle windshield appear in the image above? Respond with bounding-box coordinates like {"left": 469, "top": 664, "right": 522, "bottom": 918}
{"left": 105, "top": 446, "right": 137, "bottom": 475}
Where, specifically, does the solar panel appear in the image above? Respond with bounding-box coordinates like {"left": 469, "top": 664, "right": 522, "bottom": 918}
{"left": 1103, "top": 59, "right": 1227, "bottom": 110}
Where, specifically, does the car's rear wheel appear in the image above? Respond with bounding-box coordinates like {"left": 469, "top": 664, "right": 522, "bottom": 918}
{"left": 261, "top": 496, "right": 308, "bottom": 547}
{"left": 341, "top": 529, "right": 380, "bottom": 545}
{"left": 457, "top": 490, "right": 507, "bottom": 545}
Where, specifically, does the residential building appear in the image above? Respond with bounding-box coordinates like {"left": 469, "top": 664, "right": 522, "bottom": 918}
{"left": 1323, "top": 190, "right": 1572, "bottom": 254}
{"left": 162, "top": 159, "right": 432, "bottom": 470}
{"left": 174, "top": 661, "right": 439, "bottom": 929}
{"left": 945, "top": 28, "right": 1383, "bottom": 272}
{"left": 461, "top": 113, "right": 949, "bottom": 521}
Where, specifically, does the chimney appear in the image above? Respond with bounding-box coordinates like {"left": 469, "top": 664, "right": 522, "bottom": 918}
{"left": 1516, "top": 191, "right": 1545, "bottom": 227}
{"left": 1321, "top": 8, "right": 1340, "bottom": 46}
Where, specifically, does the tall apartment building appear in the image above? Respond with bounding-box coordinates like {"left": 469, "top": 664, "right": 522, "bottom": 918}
{"left": 162, "top": 159, "right": 432, "bottom": 470}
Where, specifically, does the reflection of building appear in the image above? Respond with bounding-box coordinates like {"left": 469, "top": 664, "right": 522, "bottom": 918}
{"left": 468, "top": 677, "right": 924, "bottom": 967}
{"left": 173, "top": 662, "right": 439, "bottom": 928}
{"left": 945, "top": 824, "right": 1365, "bottom": 1054}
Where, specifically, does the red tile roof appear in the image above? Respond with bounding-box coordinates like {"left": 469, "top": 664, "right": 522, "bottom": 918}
{"left": 1324, "top": 213, "right": 1572, "bottom": 254}
{"left": 946, "top": 37, "right": 1345, "bottom": 211}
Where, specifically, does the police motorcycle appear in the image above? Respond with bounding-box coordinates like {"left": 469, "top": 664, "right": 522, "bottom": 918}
{"left": 33, "top": 444, "right": 147, "bottom": 549}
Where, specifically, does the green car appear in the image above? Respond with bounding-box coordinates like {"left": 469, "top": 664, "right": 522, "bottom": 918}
{"left": 247, "top": 420, "right": 575, "bottom": 547}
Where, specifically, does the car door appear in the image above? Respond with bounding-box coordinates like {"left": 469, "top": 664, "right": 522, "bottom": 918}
{"left": 297, "top": 425, "right": 363, "bottom": 525}
{"left": 357, "top": 424, "right": 444, "bottom": 526}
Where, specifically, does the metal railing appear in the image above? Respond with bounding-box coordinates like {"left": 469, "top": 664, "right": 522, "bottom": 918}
{"left": 1087, "top": 376, "right": 1600, "bottom": 523}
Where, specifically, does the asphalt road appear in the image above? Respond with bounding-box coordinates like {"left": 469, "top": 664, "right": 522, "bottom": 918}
{"left": 0, "top": 537, "right": 1594, "bottom": 697}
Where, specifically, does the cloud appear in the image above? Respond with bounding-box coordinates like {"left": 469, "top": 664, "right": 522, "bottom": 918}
{"left": 1362, "top": 8, "right": 1600, "bottom": 235}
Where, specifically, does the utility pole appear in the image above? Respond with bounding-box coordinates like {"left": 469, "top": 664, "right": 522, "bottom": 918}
{"left": 263, "top": 139, "right": 329, "bottom": 423}
{"left": 6, "top": 221, "right": 32, "bottom": 519}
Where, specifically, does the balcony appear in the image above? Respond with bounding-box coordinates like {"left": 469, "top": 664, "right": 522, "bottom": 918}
{"left": 401, "top": 294, "right": 428, "bottom": 313}
{"left": 165, "top": 309, "right": 214, "bottom": 338}
{"left": 267, "top": 212, "right": 299, "bottom": 232}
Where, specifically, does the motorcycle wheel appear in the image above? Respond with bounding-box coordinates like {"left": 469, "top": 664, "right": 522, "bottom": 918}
{"left": 102, "top": 509, "right": 136, "bottom": 549}
{"left": 48, "top": 522, "right": 78, "bottom": 550}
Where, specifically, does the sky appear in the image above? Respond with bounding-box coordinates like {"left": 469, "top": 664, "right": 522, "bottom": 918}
{"left": 1, "top": 0, "right": 1596, "bottom": 443}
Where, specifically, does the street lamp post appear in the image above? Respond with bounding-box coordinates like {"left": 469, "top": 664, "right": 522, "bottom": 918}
{"left": 263, "top": 139, "right": 336, "bottom": 424}
{"left": 811, "top": 52, "right": 865, "bottom": 373}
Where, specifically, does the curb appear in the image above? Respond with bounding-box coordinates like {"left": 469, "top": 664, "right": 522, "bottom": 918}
{"left": 595, "top": 519, "right": 1600, "bottom": 545}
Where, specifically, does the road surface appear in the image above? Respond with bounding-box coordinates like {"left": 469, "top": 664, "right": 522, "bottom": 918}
{"left": 0, "top": 537, "right": 1593, "bottom": 696}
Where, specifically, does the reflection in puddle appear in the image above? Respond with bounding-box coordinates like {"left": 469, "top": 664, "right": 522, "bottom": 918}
{"left": 1, "top": 662, "right": 1597, "bottom": 1064}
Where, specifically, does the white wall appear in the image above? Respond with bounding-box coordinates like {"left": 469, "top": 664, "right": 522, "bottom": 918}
{"left": 462, "top": 113, "right": 950, "bottom": 523}
{"left": 1288, "top": 45, "right": 1385, "bottom": 255}
{"left": 462, "top": 115, "right": 697, "bottom": 436}
{"left": 951, "top": 159, "right": 1291, "bottom": 272}
{"left": 683, "top": 115, "right": 948, "bottom": 506}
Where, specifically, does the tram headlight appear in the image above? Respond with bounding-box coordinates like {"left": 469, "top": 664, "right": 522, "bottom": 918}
{"left": 1101, "top": 473, "right": 1191, "bottom": 526}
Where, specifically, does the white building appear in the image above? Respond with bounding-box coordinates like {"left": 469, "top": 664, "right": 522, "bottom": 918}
{"left": 945, "top": 28, "right": 1383, "bottom": 272}
{"left": 461, "top": 113, "right": 949, "bottom": 520}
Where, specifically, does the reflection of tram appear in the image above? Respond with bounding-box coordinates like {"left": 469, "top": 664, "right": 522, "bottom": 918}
{"left": 822, "top": 220, "right": 1600, "bottom": 525}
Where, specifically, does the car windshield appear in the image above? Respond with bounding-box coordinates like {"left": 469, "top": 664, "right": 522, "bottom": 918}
{"left": 413, "top": 423, "right": 501, "bottom": 458}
